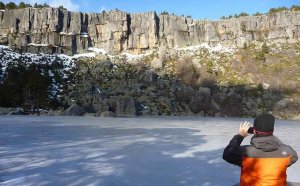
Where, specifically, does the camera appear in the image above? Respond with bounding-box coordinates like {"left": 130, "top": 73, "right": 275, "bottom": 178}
{"left": 248, "top": 127, "right": 254, "bottom": 134}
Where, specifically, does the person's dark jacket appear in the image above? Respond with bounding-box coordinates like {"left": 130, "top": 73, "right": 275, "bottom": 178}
{"left": 223, "top": 134, "right": 298, "bottom": 186}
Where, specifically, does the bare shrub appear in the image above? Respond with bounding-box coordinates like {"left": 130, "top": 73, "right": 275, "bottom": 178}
{"left": 174, "top": 57, "right": 199, "bottom": 86}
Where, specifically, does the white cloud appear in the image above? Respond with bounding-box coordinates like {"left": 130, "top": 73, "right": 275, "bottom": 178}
{"left": 100, "top": 6, "right": 106, "bottom": 12}
{"left": 49, "top": 0, "right": 79, "bottom": 11}
{"left": 28, "top": 0, "right": 47, "bottom": 5}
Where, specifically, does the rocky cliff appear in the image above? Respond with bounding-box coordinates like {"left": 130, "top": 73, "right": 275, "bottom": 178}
{"left": 0, "top": 8, "right": 300, "bottom": 55}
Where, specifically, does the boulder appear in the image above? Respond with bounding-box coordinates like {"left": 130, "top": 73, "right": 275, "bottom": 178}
{"left": 262, "top": 82, "right": 270, "bottom": 90}
{"left": 176, "top": 86, "right": 195, "bottom": 103}
{"left": 62, "top": 104, "right": 85, "bottom": 116}
{"left": 100, "top": 111, "right": 116, "bottom": 117}
{"left": 0, "top": 107, "right": 10, "bottom": 115}
{"left": 274, "top": 98, "right": 291, "bottom": 111}
{"left": 198, "top": 87, "right": 211, "bottom": 95}
{"left": 221, "top": 93, "right": 244, "bottom": 117}
{"left": 47, "top": 110, "right": 63, "bottom": 116}
{"left": 115, "top": 97, "right": 137, "bottom": 117}
{"left": 7, "top": 108, "right": 24, "bottom": 115}
{"left": 189, "top": 93, "right": 218, "bottom": 116}
{"left": 151, "top": 57, "right": 163, "bottom": 69}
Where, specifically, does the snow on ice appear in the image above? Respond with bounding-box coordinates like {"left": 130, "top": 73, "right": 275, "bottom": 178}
{"left": 0, "top": 116, "right": 299, "bottom": 186}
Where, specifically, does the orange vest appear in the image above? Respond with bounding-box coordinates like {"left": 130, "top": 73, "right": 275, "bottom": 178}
{"left": 240, "top": 156, "right": 291, "bottom": 186}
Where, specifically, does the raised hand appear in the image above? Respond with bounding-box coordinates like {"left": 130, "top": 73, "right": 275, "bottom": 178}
{"left": 239, "top": 121, "right": 250, "bottom": 137}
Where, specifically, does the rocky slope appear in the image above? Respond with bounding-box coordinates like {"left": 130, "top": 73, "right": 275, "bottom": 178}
{"left": 1, "top": 42, "right": 299, "bottom": 119}
{"left": 0, "top": 8, "right": 300, "bottom": 55}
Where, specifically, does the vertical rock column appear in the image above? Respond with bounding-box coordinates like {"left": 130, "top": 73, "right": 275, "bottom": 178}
{"left": 128, "top": 12, "right": 159, "bottom": 52}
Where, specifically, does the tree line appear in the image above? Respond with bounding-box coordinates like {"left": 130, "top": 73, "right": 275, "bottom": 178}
{"left": 0, "top": 1, "right": 67, "bottom": 10}
{"left": 220, "top": 5, "right": 300, "bottom": 19}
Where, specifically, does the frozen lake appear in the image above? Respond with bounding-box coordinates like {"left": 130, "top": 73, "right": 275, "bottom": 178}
{"left": 0, "top": 116, "right": 299, "bottom": 186}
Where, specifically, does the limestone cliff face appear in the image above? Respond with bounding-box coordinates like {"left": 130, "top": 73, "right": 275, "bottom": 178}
{"left": 0, "top": 8, "right": 300, "bottom": 55}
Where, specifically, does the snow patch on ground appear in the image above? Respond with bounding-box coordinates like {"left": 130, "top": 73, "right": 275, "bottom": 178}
{"left": 177, "top": 43, "right": 234, "bottom": 53}
{"left": 72, "top": 53, "right": 96, "bottom": 59}
{"left": 27, "top": 43, "right": 52, "bottom": 47}
{"left": 120, "top": 50, "right": 154, "bottom": 61}
{"left": 87, "top": 47, "right": 108, "bottom": 55}
{"left": 0, "top": 45, "right": 9, "bottom": 49}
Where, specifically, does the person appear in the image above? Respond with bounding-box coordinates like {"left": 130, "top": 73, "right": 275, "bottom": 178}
{"left": 223, "top": 114, "right": 298, "bottom": 186}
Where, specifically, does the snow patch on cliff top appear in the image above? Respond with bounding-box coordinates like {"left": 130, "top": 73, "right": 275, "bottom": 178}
{"left": 178, "top": 43, "right": 234, "bottom": 53}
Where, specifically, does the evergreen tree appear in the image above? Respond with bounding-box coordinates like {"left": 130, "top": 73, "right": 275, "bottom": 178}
{"left": 253, "top": 12, "right": 262, "bottom": 16}
{"left": 43, "top": 3, "right": 49, "bottom": 8}
{"left": 24, "top": 65, "right": 51, "bottom": 112}
{"left": 1, "top": 63, "right": 27, "bottom": 106}
{"left": 58, "top": 5, "right": 67, "bottom": 10}
{"left": 0, "top": 1, "right": 5, "bottom": 9}
{"left": 18, "top": 2, "right": 26, "bottom": 9}
{"left": 238, "top": 12, "right": 249, "bottom": 17}
{"left": 6, "top": 2, "right": 17, "bottom": 10}
{"left": 161, "top": 11, "right": 169, "bottom": 15}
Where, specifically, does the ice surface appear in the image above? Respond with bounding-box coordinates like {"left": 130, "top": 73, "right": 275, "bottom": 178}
{"left": 0, "top": 116, "right": 299, "bottom": 186}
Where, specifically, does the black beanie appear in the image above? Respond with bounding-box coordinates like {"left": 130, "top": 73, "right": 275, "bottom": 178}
{"left": 253, "top": 114, "right": 275, "bottom": 133}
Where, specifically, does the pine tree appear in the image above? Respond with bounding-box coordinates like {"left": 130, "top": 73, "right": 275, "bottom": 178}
{"left": 0, "top": 1, "right": 5, "bottom": 9}
{"left": 18, "top": 2, "right": 26, "bottom": 9}
{"left": 24, "top": 66, "right": 51, "bottom": 112}
{"left": 58, "top": 5, "right": 67, "bottom": 10}
{"left": 6, "top": 2, "right": 17, "bottom": 10}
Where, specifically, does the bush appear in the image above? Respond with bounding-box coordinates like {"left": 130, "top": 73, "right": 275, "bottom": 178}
{"left": 174, "top": 57, "right": 199, "bottom": 86}
{"left": 5, "top": 2, "right": 17, "bottom": 10}
{"left": 253, "top": 12, "right": 262, "bottom": 16}
{"left": 261, "top": 42, "right": 269, "bottom": 54}
{"left": 0, "top": 2, "right": 5, "bottom": 9}
{"left": 269, "top": 7, "right": 288, "bottom": 14}
{"left": 161, "top": 11, "right": 169, "bottom": 15}
{"left": 290, "top": 5, "right": 300, "bottom": 11}
{"left": 255, "top": 52, "right": 266, "bottom": 62}
{"left": 238, "top": 12, "right": 249, "bottom": 17}
{"left": 18, "top": 2, "right": 26, "bottom": 9}
{"left": 58, "top": 6, "right": 67, "bottom": 10}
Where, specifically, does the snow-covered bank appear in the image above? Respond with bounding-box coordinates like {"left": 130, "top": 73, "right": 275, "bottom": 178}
{"left": 0, "top": 116, "right": 299, "bottom": 185}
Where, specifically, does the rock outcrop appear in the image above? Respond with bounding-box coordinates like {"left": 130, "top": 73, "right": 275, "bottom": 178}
{"left": 0, "top": 8, "right": 300, "bottom": 55}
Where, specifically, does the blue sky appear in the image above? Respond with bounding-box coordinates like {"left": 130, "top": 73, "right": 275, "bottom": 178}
{"left": 4, "top": 0, "right": 300, "bottom": 20}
